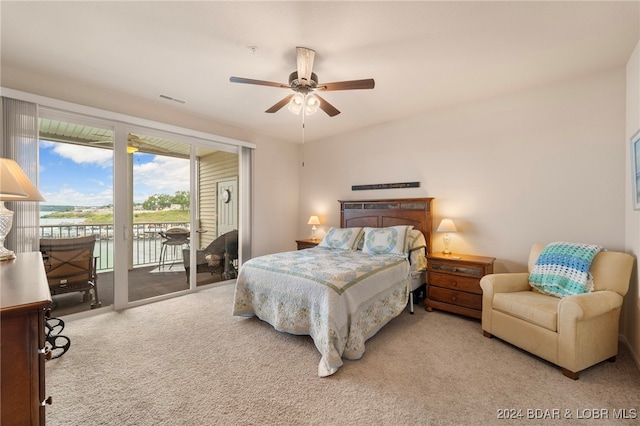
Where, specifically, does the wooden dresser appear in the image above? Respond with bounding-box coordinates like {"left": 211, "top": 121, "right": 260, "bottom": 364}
{"left": 425, "top": 252, "right": 495, "bottom": 319}
{"left": 1, "top": 252, "right": 52, "bottom": 425}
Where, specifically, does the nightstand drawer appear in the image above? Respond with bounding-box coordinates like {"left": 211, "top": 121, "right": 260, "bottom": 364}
{"left": 429, "top": 272, "right": 482, "bottom": 295}
{"left": 429, "top": 261, "right": 486, "bottom": 278}
{"left": 427, "top": 286, "right": 482, "bottom": 311}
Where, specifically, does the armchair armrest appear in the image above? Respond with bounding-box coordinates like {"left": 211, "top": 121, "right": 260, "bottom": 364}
{"left": 480, "top": 273, "right": 531, "bottom": 295}
{"left": 558, "top": 290, "right": 623, "bottom": 321}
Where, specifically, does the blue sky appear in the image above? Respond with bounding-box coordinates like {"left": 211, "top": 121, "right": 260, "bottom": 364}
{"left": 39, "top": 141, "right": 190, "bottom": 206}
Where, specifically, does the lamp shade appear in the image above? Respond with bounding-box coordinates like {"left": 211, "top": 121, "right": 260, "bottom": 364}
{"left": 436, "top": 218, "right": 457, "bottom": 233}
{"left": 0, "top": 158, "right": 45, "bottom": 202}
{"left": 307, "top": 215, "right": 320, "bottom": 225}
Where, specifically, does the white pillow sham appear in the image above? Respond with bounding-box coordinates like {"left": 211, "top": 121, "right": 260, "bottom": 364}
{"left": 318, "top": 227, "right": 363, "bottom": 250}
{"left": 362, "top": 225, "right": 413, "bottom": 257}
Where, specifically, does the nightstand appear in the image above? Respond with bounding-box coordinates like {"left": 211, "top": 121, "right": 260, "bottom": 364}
{"left": 425, "top": 252, "right": 495, "bottom": 319}
{"left": 296, "top": 239, "right": 320, "bottom": 250}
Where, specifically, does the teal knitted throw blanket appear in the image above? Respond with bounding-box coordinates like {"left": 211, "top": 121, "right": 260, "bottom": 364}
{"left": 529, "top": 242, "right": 604, "bottom": 298}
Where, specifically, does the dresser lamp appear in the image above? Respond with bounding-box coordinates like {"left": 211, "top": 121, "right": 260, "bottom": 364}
{"left": 436, "top": 218, "right": 457, "bottom": 255}
{"left": 307, "top": 215, "right": 320, "bottom": 240}
{"left": 0, "top": 158, "right": 45, "bottom": 261}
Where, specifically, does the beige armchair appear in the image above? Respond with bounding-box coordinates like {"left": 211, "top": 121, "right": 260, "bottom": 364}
{"left": 480, "top": 243, "right": 634, "bottom": 379}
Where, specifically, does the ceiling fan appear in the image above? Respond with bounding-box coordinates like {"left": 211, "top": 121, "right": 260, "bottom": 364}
{"left": 230, "top": 47, "right": 375, "bottom": 117}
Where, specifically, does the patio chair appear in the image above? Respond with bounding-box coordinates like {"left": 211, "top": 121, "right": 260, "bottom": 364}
{"left": 183, "top": 229, "right": 238, "bottom": 282}
{"left": 40, "top": 235, "right": 101, "bottom": 309}
{"left": 158, "top": 227, "right": 190, "bottom": 270}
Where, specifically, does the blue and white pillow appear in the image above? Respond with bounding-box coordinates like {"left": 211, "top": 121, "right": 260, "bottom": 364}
{"left": 318, "top": 227, "right": 363, "bottom": 250}
{"left": 362, "top": 226, "right": 413, "bottom": 257}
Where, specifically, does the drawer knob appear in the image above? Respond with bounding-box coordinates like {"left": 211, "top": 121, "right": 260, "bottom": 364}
{"left": 39, "top": 347, "right": 52, "bottom": 360}
{"left": 452, "top": 296, "right": 457, "bottom": 301}
{"left": 452, "top": 281, "right": 458, "bottom": 287}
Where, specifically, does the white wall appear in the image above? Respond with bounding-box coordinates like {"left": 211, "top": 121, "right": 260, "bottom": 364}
{"left": 625, "top": 40, "right": 640, "bottom": 367}
{"left": 300, "top": 68, "right": 627, "bottom": 275}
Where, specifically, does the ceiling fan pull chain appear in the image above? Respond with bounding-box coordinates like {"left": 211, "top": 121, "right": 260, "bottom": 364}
{"left": 301, "top": 112, "right": 306, "bottom": 167}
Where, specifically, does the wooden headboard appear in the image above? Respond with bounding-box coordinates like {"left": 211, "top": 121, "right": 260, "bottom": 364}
{"left": 339, "top": 198, "right": 434, "bottom": 254}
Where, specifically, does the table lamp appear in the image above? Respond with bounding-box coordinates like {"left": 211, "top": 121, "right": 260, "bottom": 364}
{"left": 436, "top": 218, "right": 457, "bottom": 255}
{"left": 307, "top": 215, "right": 320, "bottom": 240}
{"left": 0, "top": 158, "right": 45, "bottom": 261}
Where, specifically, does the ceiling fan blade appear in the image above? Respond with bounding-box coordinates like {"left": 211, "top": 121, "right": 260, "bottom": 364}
{"left": 314, "top": 94, "right": 341, "bottom": 117}
{"left": 296, "top": 47, "right": 315, "bottom": 86}
{"left": 318, "top": 79, "right": 375, "bottom": 91}
{"left": 265, "top": 94, "right": 295, "bottom": 113}
{"left": 230, "top": 76, "right": 289, "bottom": 88}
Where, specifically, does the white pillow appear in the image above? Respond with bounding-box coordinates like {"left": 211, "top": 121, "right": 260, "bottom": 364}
{"left": 318, "top": 227, "right": 363, "bottom": 250}
{"left": 362, "top": 226, "right": 413, "bottom": 257}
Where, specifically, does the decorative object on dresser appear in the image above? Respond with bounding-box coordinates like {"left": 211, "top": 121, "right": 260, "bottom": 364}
{"left": 0, "top": 158, "right": 45, "bottom": 261}
{"left": 296, "top": 238, "right": 320, "bottom": 250}
{"left": 435, "top": 218, "right": 457, "bottom": 254}
{"left": 425, "top": 252, "right": 495, "bottom": 319}
{"left": 307, "top": 215, "right": 320, "bottom": 240}
{"left": 1, "top": 252, "right": 53, "bottom": 425}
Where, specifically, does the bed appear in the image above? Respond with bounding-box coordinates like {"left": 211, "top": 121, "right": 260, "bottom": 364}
{"left": 232, "top": 198, "right": 433, "bottom": 376}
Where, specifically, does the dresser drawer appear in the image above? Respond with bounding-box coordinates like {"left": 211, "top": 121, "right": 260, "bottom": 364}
{"left": 429, "top": 272, "right": 481, "bottom": 295}
{"left": 427, "top": 286, "right": 482, "bottom": 311}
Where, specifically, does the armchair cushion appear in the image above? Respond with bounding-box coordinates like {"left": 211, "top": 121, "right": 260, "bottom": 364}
{"left": 493, "top": 291, "right": 560, "bottom": 331}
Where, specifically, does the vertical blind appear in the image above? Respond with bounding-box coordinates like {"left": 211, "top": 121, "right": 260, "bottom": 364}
{"left": 1, "top": 97, "right": 40, "bottom": 253}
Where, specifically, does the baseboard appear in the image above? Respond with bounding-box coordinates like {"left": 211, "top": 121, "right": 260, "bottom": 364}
{"left": 619, "top": 334, "right": 640, "bottom": 372}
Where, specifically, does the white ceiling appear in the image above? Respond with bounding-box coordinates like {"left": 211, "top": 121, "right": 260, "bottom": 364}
{"left": 2, "top": 1, "right": 639, "bottom": 144}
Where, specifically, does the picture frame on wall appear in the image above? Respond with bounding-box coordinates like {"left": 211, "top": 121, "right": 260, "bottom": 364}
{"left": 632, "top": 128, "right": 640, "bottom": 210}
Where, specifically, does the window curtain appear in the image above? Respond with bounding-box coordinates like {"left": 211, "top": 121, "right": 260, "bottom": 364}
{"left": 1, "top": 97, "right": 40, "bottom": 253}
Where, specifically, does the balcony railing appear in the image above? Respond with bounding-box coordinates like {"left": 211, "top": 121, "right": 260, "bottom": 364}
{"left": 39, "top": 222, "right": 190, "bottom": 271}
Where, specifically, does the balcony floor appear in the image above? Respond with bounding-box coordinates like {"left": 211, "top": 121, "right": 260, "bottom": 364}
{"left": 50, "top": 265, "right": 224, "bottom": 317}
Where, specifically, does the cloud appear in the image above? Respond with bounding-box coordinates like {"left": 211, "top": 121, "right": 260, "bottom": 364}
{"left": 40, "top": 141, "right": 190, "bottom": 206}
{"left": 41, "top": 187, "right": 114, "bottom": 207}
{"left": 42, "top": 140, "right": 112, "bottom": 168}
{"left": 134, "top": 156, "right": 190, "bottom": 194}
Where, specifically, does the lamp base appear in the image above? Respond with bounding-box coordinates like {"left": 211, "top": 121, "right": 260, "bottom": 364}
{"left": 0, "top": 201, "right": 15, "bottom": 261}
{"left": 0, "top": 249, "right": 16, "bottom": 261}
{"left": 442, "top": 234, "right": 452, "bottom": 255}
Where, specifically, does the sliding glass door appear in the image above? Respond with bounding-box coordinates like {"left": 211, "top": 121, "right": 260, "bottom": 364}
{"left": 38, "top": 116, "right": 115, "bottom": 315}
{"left": 125, "top": 132, "right": 191, "bottom": 302}
{"left": 37, "top": 109, "right": 244, "bottom": 315}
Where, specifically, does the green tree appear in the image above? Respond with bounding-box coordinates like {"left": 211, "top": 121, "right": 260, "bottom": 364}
{"left": 142, "top": 194, "right": 172, "bottom": 210}
{"left": 171, "top": 190, "right": 190, "bottom": 210}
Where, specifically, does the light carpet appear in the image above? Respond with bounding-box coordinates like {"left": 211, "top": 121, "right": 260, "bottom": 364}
{"left": 46, "top": 283, "right": 640, "bottom": 425}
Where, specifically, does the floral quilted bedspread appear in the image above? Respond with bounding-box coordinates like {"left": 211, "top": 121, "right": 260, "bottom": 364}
{"left": 232, "top": 247, "right": 410, "bottom": 377}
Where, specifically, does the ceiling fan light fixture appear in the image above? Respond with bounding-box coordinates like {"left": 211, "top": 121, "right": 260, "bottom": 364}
{"left": 304, "top": 94, "right": 320, "bottom": 115}
{"left": 288, "top": 93, "right": 304, "bottom": 114}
